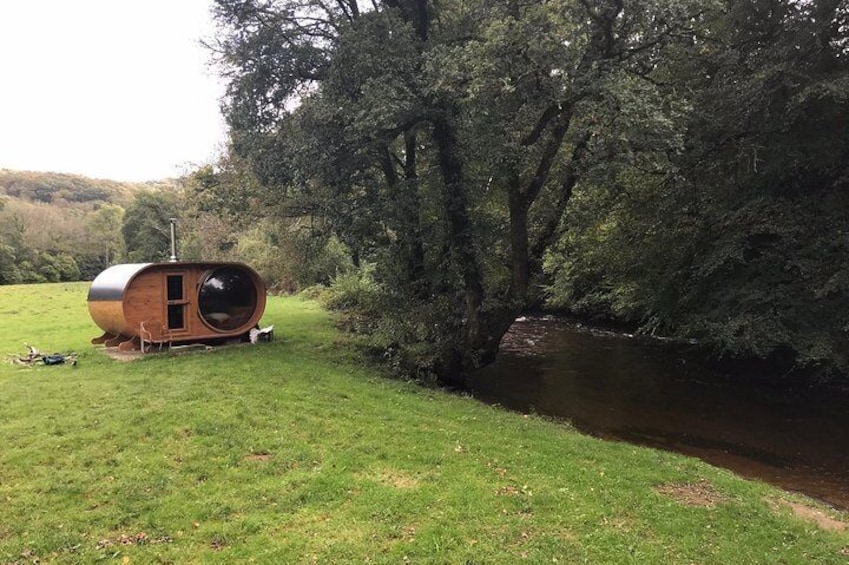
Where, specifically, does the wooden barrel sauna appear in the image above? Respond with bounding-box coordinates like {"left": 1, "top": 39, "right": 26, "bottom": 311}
{"left": 88, "top": 262, "right": 266, "bottom": 351}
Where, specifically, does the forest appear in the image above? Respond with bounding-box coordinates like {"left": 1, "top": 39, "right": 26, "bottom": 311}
{"left": 0, "top": 170, "right": 179, "bottom": 284}
{"left": 206, "top": 0, "right": 849, "bottom": 385}
{"left": 3, "top": 0, "right": 847, "bottom": 386}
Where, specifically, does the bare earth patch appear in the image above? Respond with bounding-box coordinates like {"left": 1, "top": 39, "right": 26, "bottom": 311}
{"left": 244, "top": 452, "right": 272, "bottom": 462}
{"left": 770, "top": 499, "right": 847, "bottom": 532}
{"left": 379, "top": 469, "right": 420, "bottom": 489}
{"left": 100, "top": 348, "right": 142, "bottom": 362}
{"left": 656, "top": 480, "right": 726, "bottom": 508}
{"left": 96, "top": 532, "right": 172, "bottom": 548}
{"left": 358, "top": 468, "right": 420, "bottom": 489}
{"left": 100, "top": 343, "right": 218, "bottom": 361}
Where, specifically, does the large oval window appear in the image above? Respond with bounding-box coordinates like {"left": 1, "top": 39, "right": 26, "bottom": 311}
{"left": 198, "top": 267, "right": 257, "bottom": 332}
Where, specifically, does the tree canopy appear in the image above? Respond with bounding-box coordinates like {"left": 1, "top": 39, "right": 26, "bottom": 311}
{"left": 122, "top": 191, "right": 180, "bottom": 263}
{"left": 212, "top": 0, "right": 723, "bottom": 384}
{"left": 546, "top": 0, "right": 849, "bottom": 377}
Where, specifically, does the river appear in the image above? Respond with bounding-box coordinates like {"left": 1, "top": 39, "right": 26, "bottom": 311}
{"left": 468, "top": 316, "right": 849, "bottom": 510}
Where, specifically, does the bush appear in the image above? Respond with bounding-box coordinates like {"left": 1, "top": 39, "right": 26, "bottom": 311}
{"left": 320, "top": 264, "right": 382, "bottom": 313}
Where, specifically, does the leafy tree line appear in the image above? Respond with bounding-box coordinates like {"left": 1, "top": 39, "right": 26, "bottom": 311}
{"left": 177, "top": 156, "right": 353, "bottom": 292}
{"left": 0, "top": 199, "right": 121, "bottom": 284}
{"left": 0, "top": 166, "right": 342, "bottom": 288}
{"left": 207, "top": 0, "right": 719, "bottom": 384}
{"left": 205, "top": 0, "right": 848, "bottom": 384}
{"left": 0, "top": 169, "right": 174, "bottom": 207}
{"left": 0, "top": 171, "right": 181, "bottom": 284}
{"left": 545, "top": 0, "right": 849, "bottom": 378}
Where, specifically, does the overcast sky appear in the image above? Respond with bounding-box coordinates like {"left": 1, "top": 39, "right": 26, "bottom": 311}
{"left": 0, "top": 1, "right": 226, "bottom": 182}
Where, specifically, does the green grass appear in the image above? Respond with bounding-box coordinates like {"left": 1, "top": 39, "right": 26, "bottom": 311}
{"left": 1, "top": 282, "right": 847, "bottom": 564}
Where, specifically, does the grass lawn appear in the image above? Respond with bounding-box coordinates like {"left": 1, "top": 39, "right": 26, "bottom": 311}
{"left": 0, "top": 282, "right": 847, "bottom": 564}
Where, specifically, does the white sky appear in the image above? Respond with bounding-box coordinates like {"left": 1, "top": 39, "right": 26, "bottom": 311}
{"left": 0, "top": 1, "right": 227, "bottom": 182}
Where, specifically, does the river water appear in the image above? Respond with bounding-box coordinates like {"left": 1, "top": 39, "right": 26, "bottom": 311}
{"left": 468, "top": 316, "right": 849, "bottom": 510}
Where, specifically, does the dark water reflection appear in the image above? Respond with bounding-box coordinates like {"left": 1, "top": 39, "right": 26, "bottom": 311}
{"left": 468, "top": 316, "right": 849, "bottom": 510}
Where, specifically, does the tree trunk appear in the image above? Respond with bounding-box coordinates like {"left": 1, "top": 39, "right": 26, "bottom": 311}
{"left": 507, "top": 174, "right": 530, "bottom": 299}
{"left": 404, "top": 130, "right": 426, "bottom": 286}
{"left": 430, "top": 112, "right": 489, "bottom": 386}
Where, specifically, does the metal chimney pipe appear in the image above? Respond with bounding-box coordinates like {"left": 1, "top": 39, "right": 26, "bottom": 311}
{"left": 169, "top": 218, "right": 179, "bottom": 263}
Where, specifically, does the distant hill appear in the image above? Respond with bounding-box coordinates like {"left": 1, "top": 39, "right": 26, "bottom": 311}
{"left": 0, "top": 169, "right": 183, "bottom": 284}
{"left": 0, "top": 169, "right": 179, "bottom": 209}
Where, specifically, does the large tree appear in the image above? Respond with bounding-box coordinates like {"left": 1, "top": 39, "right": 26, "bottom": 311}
{"left": 212, "top": 0, "right": 711, "bottom": 384}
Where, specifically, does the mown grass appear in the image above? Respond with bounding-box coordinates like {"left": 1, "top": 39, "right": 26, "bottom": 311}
{"left": 1, "top": 282, "right": 847, "bottom": 564}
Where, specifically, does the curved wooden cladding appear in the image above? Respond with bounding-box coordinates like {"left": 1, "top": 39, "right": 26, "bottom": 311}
{"left": 88, "top": 262, "right": 266, "bottom": 345}
{"left": 87, "top": 301, "right": 126, "bottom": 336}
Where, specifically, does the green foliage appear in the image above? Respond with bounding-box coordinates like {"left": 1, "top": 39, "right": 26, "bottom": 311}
{"left": 0, "top": 199, "right": 98, "bottom": 283}
{"left": 208, "top": 0, "right": 848, "bottom": 382}
{"left": 320, "top": 263, "right": 384, "bottom": 313}
{"left": 34, "top": 251, "right": 80, "bottom": 283}
{"left": 0, "top": 243, "right": 21, "bottom": 285}
{"left": 82, "top": 204, "right": 125, "bottom": 275}
{"left": 122, "top": 190, "right": 179, "bottom": 263}
{"left": 212, "top": 0, "right": 714, "bottom": 383}
{"left": 237, "top": 226, "right": 354, "bottom": 292}
{"left": 0, "top": 170, "right": 175, "bottom": 284}
{"left": 545, "top": 0, "right": 849, "bottom": 378}
{"left": 318, "top": 264, "right": 473, "bottom": 382}
{"left": 0, "top": 169, "right": 161, "bottom": 207}
{"left": 180, "top": 161, "right": 355, "bottom": 291}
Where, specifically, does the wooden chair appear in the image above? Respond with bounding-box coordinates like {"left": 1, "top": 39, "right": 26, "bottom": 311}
{"left": 140, "top": 320, "right": 171, "bottom": 354}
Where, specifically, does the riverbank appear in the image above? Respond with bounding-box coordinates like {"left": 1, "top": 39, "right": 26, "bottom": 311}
{"left": 1, "top": 283, "right": 847, "bottom": 563}
{"left": 471, "top": 315, "right": 849, "bottom": 511}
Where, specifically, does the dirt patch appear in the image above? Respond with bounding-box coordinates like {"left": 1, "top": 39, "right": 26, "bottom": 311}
{"left": 496, "top": 485, "right": 520, "bottom": 496}
{"left": 358, "top": 468, "right": 420, "bottom": 489}
{"left": 100, "top": 348, "right": 142, "bottom": 362}
{"left": 771, "top": 499, "right": 847, "bottom": 532}
{"left": 99, "top": 343, "right": 216, "bottom": 361}
{"left": 656, "top": 480, "right": 726, "bottom": 508}
{"left": 96, "top": 532, "right": 172, "bottom": 548}
{"left": 244, "top": 452, "right": 272, "bottom": 462}
{"left": 379, "top": 469, "right": 419, "bottom": 489}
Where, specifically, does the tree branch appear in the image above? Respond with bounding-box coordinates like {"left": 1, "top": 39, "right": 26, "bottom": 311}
{"left": 378, "top": 146, "right": 399, "bottom": 187}
{"left": 521, "top": 109, "right": 574, "bottom": 204}
{"left": 530, "top": 131, "right": 592, "bottom": 262}
{"left": 334, "top": 0, "right": 354, "bottom": 21}
{"left": 521, "top": 105, "right": 561, "bottom": 147}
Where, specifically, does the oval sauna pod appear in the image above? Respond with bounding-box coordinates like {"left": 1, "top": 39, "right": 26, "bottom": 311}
{"left": 88, "top": 262, "right": 266, "bottom": 351}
